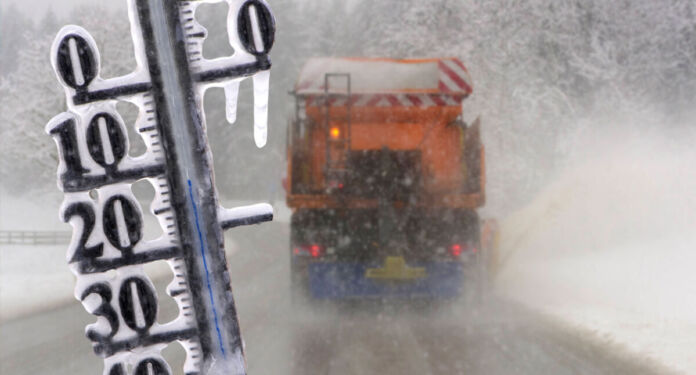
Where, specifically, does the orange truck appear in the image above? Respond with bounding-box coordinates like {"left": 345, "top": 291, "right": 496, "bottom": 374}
{"left": 285, "top": 57, "right": 486, "bottom": 299}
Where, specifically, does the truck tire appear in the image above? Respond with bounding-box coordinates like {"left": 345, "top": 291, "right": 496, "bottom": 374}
{"left": 452, "top": 209, "right": 488, "bottom": 306}
{"left": 290, "top": 259, "right": 310, "bottom": 305}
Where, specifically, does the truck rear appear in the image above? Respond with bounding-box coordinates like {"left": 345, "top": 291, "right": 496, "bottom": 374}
{"left": 286, "top": 57, "right": 485, "bottom": 300}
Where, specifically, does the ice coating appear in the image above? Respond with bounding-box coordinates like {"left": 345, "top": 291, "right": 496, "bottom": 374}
{"left": 186, "top": 0, "right": 274, "bottom": 149}
{"left": 218, "top": 203, "right": 273, "bottom": 229}
{"left": 45, "top": 0, "right": 275, "bottom": 373}
{"left": 253, "top": 70, "right": 270, "bottom": 148}
{"left": 182, "top": 0, "right": 276, "bottom": 149}
{"left": 205, "top": 350, "right": 246, "bottom": 375}
{"left": 224, "top": 81, "right": 240, "bottom": 124}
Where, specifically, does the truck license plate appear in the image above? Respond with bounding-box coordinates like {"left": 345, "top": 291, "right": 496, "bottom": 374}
{"left": 365, "top": 256, "right": 426, "bottom": 280}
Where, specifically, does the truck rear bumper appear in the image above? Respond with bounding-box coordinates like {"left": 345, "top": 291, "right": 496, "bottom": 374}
{"left": 306, "top": 261, "right": 463, "bottom": 299}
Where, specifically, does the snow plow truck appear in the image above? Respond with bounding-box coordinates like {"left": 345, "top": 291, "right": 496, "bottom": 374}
{"left": 285, "top": 57, "right": 490, "bottom": 300}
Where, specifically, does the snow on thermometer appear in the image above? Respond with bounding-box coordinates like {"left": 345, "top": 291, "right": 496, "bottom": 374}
{"left": 45, "top": 1, "right": 276, "bottom": 374}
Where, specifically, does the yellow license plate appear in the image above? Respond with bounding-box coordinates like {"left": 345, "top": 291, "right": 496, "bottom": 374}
{"left": 365, "top": 256, "right": 426, "bottom": 280}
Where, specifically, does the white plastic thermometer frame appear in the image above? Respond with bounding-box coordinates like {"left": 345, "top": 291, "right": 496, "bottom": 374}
{"left": 45, "top": 1, "right": 275, "bottom": 374}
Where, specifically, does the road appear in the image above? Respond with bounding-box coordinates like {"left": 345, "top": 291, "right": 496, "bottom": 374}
{"left": 0, "top": 223, "right": 672, "bottom": 375}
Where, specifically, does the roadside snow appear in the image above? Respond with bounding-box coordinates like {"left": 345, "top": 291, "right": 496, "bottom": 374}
{"left": 0, "top": 244, "right": 75, "bottom": 321}
{"left": 0, "top": 190, "right": 69, "bottom": 321}
{"left": 496, "top": 122, "right": 696, "bottom": 374}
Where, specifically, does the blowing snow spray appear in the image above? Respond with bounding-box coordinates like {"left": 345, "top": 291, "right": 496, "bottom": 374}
{"left": 45, "top": 1, "right": 276, "bottom": 374}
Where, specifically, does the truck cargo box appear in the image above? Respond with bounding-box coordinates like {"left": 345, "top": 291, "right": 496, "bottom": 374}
{"left": 287, "top": 57, "right": 484, "bottom": 210}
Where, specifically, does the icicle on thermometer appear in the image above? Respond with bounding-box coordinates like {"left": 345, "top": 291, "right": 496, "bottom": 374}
{"left": 45, "top": 1, "right": 276, "bottom": 374}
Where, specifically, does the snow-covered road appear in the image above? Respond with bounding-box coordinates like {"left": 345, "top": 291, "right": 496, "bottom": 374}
{"left": 3, "top": 124, "right": 693, "bottom": 373}
{"left": 0, "top": 223, "right": 672, "bottom": 374}
{"left": 496, "top": 123, "right": 696, "bottom": 374}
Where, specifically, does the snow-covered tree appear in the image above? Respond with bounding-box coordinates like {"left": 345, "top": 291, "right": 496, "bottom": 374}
{"left": 322, "top": 0, "right": 696, "bottom": 211}
{"left": 0, "top": 31, "right": 61, "bottom": 195}
{"left": 0, "top": 5, "right": 133, "bottom": 195}
{"left": 3, "top": 0, "right": 695, "bottom": 209}
{"left": 0, "top": 4, "right": 34, "bottom": 77}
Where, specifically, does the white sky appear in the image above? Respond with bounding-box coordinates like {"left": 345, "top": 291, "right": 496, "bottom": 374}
{"left": 2, "top": 0, "right": 356, "bottom": 21}
{"left": 2, "top": 0, "right": 122, "bottom": 19}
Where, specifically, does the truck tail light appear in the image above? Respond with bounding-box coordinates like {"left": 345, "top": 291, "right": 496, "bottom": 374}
{"left": 450, "top": 243, "right": 477, "bottom": 257}
{"left": 328, "top": 180, "right": 344, "bottom": 189}
{"left": 293, "top": 244, "right": 323, "bottom": 258}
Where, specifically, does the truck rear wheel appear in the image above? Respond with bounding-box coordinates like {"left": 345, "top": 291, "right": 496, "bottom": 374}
{"left": 444, "top": 209, "right": 488, "bottom": 305}
{"left": 290, "top": 258, "right": 310, "bottom": 305}
{"left": 289, "top": 209, "right": 328, "bottom": 305}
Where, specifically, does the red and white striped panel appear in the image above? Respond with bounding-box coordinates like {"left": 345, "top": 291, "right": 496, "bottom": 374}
{"left": 305, "top": 93, "right": 463, "bottom": 108}
{"left": 438, "top": 58, "right": 473, "bottom": 94}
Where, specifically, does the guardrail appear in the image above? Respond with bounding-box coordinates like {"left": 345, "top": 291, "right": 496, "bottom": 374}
{"left": 0, "top": 231, "right": 71, "bottom": 245}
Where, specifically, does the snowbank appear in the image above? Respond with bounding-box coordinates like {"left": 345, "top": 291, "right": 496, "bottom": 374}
{"left": 495, "top": 118, "right": 696, "bottom": 373}
{"left": 0, "top": 190, "right": 69, "bottom": 321}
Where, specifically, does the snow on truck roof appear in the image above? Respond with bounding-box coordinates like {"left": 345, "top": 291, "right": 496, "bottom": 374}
{"left": 295, "top": 57, "right": 473, "bottom": 97}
